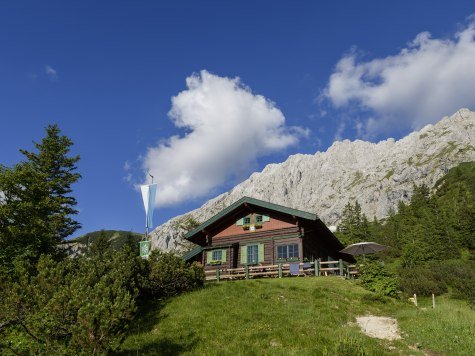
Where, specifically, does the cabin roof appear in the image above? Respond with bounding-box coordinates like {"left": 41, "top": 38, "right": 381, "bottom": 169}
{"left": 184, "top": 196, "right": 319, "bottom": 240}
{"left": 182, "top": 245, "right": 203, "bottom": 261}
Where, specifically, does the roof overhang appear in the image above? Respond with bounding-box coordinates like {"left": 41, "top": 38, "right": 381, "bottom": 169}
{"left": 182, "top": 245, "right": 203, "bottom": 261}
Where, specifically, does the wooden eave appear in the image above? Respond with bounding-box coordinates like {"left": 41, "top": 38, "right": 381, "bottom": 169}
{"left": 182, "top": 245, "right": 203, "bottom": 261}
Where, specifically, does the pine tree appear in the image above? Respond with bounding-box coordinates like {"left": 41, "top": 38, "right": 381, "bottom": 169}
{"left": 19, "top": 124, "right": 81, "bottom": 240}
{"left": 125, "top": 232, "right": 140, "bottom": 255}
{"left": 337, "top": 200, "right": 370, "bottom": 245}
{"left": 88, "top": 230, "right": 111, "bottom": 257}
{"left": 0, "top": 125, "right": 80, "bottom": 269}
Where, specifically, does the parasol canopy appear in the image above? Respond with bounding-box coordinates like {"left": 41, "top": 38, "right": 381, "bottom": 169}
{"left": 339, "top": 242, "right": 388, "bottom": 256}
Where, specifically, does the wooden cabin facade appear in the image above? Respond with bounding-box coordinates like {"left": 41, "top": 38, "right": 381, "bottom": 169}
{"left": 183, "top": 197, "right": 352, "bottom": 270}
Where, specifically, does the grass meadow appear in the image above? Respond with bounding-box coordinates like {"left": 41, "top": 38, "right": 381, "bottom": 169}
{"left": 117, "top": 276, "right": 475, "bottom": 355}
{"left": 396, "top": 296, "right": 475, "bottom": 355}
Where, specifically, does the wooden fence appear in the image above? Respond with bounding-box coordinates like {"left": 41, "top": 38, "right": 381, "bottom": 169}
{"left": 205, "top": 259, "right": 358, "bottom": 282}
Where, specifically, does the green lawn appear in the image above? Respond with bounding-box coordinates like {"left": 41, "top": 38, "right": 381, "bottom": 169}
{"left": 396, "top": 296, "right": 475, "bottom": 355}
{"left": 118, "top": 278, "right": 474, "bottom": 355}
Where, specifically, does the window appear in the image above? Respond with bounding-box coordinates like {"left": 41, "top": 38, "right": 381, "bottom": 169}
{"left": 277, "top": 244, "right": 299, "bottom": 260}
{"left": 243, "top": 217, "right": 251, "bottom": 225}
{"left": 240, "top": 243, "right": 263, "bottom": 265}
{"left": 288, "top": 244, "right": 299, "bottom": 258}
{"left": 255, "top": 215, "right": 263, "bottom": 223}
{"left": 212, "top": 249, "right": 222, "bottom": 261}
{"left": 207, "top": 249, "right": 227, "bottom": 264}
{"left": 247, "top": 244, "right": 258, "bottom": 264}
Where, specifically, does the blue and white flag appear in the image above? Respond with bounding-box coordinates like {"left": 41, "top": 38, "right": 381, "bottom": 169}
{"left": 140, "top": 183, "right": 157, "bottom": 229}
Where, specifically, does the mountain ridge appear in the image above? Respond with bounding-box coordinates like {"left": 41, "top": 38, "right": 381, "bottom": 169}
{"left": 63, "top": 230, "right": 142, "bottom": 256}
{"left": 150, "top": 108, "right": 475, "bottom": 253}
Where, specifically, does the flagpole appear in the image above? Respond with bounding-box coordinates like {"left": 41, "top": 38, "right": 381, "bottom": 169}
{"left": 145, "top": 174, "right": 154, "bottom": 240}
{"left": 145, "top": 213, "right": 149, "bottom": 239}
{"left": 140, "top": 175, "right": 157, "bottom": 258}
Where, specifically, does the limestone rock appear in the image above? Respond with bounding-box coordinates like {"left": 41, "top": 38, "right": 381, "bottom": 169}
{"left": 150, "top": 109, "right": 475, "bottom": 253}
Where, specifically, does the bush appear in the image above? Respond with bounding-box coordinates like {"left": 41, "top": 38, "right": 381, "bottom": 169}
{"left": 454, "top": 279, "right": 475, "bottom": 308}
{"left": 431, "top": 259, "right": 475, "bottom": 307}
{"left": 399, "top": 260, "right": 475, "bottom": 302}
{"left": 0, "top": 248, "right": 148, "bottom": 355}
{"left": 0, "top": 247, "right": 205, "bottom": 354}
{"left": 398, "top": 265, "right": 447, "bottom": 297}
{"left": 358, "top": 261, "right": 399, "bottom": 298}
{"left": 430, "top": 259, "right": 475, "bottom": 285}
{"left": 66, "top": 248, "right": 149, "bottom": 353}
{"left": 147, "top": 251, "right": 204, "bottom": 298}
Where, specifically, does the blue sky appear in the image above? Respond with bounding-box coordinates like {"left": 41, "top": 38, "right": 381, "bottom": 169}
{"left": 1, "top": 1, "right": 474, "bottom": 237}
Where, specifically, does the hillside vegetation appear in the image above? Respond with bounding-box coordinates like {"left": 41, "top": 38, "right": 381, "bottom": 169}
{"left": 0, "top": 248, "right": 204, "bottom": 355}
{"left": 119, "top": 278, "right": 475, "bottom": 355}
{"left": 336, "top": 162, "right": 475, "bottom": 305}
{"left": 69, "top": 230, "right": 143, "bottom": 251}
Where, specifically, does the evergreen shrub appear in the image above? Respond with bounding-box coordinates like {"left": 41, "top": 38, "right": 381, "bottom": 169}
{"left": 0, "top": 249, "right": 144, "bottom": 354}
{"left": 0, "top": 247, "right": 204, "bottom": 354}
{"left": 399, "top": 260, "right": 475, "bottom": 301}
{"left": 398, "top": 266, "right": 447, "bottom": 296}
{"left": 432, "top": 260, "right": 475, "bottom": 307}
{"left": 358, "top": 261, "right": 399, "bottom": 298}
{"left": 147, "top": 251, "right": 205, "bottom": 298}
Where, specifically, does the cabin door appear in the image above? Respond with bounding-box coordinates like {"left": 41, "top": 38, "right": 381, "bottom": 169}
{"left": 231, "top": 246, "right": 239, "bottom": 268}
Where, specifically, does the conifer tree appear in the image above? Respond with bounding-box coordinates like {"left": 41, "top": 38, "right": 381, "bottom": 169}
{"left": 88, "top": 230, "right": 112, "bottom": 257}
{"left": 0, "top": 124, "right": 80, "bottom": 269}
{"left": 337, "top": 200, "right": 370, "bottom": 245}
{"left": 19, "top": 124, "right": 81, "bottom": 239}
{"left": 125, "top": 232, "right": 140, "bottom": 254}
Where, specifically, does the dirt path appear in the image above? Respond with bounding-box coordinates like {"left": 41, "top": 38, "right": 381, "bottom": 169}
{"left": 356, "top": 315, "right": 402, "bottom": 341}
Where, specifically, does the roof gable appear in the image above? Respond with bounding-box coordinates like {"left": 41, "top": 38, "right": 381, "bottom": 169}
{"left": 184, "top": 197, "right": 319, "bottom": 240}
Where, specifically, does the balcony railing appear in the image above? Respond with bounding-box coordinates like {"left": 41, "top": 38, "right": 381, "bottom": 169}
{"left": 204, "top": 259, "right": 358, "bottom": 282}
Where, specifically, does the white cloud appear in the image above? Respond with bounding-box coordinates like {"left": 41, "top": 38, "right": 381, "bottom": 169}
{"left": 324, "top": 18, "right": 475, "bottom": 135}
{"left": 45, "top": 65, "right": 57, "bottom": 80}
{"left": 142, "top": 70, "right": 306, "bottom": 207}
{"left": 333, "top": 121, "right": 346, "bottom": 141}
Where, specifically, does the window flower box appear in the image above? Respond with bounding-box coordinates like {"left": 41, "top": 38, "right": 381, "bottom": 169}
{"left": 277, "top": 257, "right": 300, "bottom": 263}
{"left": 242, "top": 224, "right": 251, "bottom": 230}
{"left": 209, "top": 260, "right": 222, "bottom": 265}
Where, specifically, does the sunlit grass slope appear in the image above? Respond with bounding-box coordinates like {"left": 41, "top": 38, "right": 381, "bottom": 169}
{"left": 119, "top": 278, "right": 422, "bottom": 355}
{"left": 396, "top": 296, "right": 475, "bottom": 355}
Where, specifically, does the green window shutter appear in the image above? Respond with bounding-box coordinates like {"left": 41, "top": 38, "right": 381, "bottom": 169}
{"left": 258, "top": 243, "right": 264, "bottom": 262}
{"left": 262, "top": 214, "right": 270, "bottom": 222}
{"left": 243, "top": 215, "right": 251, "bottom": 225}
{"left": 240, "top": 245, "right": 247, "bottom": 264}
{"left": 206, "top": 251, "right": 213, "bottom": 264}
{"left": 236, "top": 218, "right": 244, "bottom": 226}
{"left": 221, "top": 249, "right": 227, "bottom": 262}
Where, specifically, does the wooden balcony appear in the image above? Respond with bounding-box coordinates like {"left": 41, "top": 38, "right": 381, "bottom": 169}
{"left": 204, "top": 260, "right": 358, "bottom": 282}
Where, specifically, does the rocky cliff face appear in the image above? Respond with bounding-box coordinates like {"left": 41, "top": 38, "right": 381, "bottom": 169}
{"left": 150, "top": 108, "right": 475, "bottom": 253}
